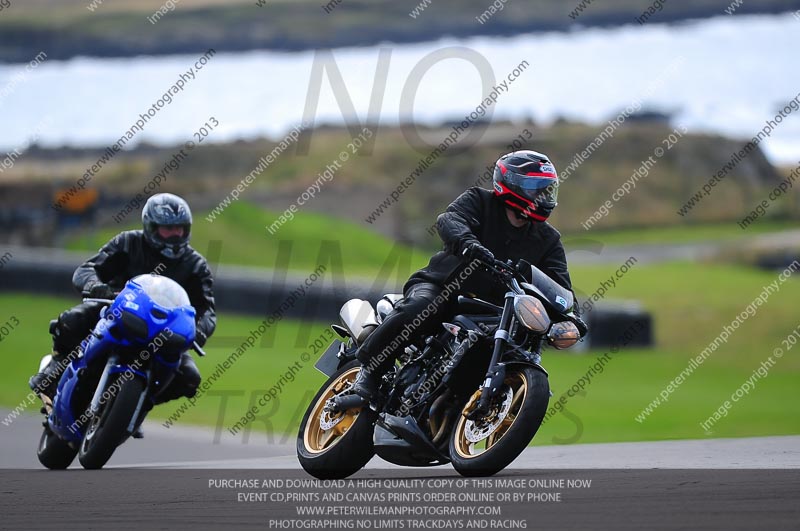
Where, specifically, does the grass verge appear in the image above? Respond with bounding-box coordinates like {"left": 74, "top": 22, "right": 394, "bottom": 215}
{"left": 1, "top": 260, "right": 798, "bottom": 445}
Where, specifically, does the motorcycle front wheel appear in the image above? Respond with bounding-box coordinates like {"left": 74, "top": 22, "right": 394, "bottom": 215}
{"left": 450, "top": 366, "right": 549, "bottom": 477}
{"left": 78, "top": 376, "right": 145, "bottom": 470}
{"left": 37, "top": 426, "right": 78, "bottom": 470}
{"left": 296, "top": 361, "right": 375, "bottom": 479}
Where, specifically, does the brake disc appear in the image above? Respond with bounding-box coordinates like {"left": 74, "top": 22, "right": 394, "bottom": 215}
{"left": 320, "top": 378, "right": 355, "bottom": 430}
{"left": 320, "top": 409, "right": 345, "bottom": 431}
{"left": 464, "top": 386, "right": 513, "bottom": 443}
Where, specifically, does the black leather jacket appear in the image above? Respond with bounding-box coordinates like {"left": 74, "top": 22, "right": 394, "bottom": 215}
{"left": 408, "top": 187, "right": 573, "bottom": 305}
{"left": 72, "top": 230, "right": 216, "bottom": 346}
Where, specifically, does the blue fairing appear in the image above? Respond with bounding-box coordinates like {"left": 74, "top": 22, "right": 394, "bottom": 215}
{"left": 48, "top": 274, "right": 196, "bottom": 444}
{"left": 49, "top": 363, "right": 83, "bottom": 440}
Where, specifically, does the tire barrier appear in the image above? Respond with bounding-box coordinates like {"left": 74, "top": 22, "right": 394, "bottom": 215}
{"left": 0, "top": 246, "right": 654, "bottom": 349}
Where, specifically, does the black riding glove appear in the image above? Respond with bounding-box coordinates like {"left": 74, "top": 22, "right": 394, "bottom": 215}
{"left": 462, "top": 241, "right": 495, "bottom": 264}
{"left": 84, "top": 282, "right": 116, "bottom": 300}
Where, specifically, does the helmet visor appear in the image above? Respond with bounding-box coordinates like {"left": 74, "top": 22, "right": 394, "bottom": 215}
{"left": 156, "top": 224, "right": 190, "bottom": 243}
{"left": 505, "top": 172, "right": 559, "bottom": 207}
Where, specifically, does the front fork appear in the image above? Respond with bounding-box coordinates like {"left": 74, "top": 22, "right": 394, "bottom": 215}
{"left": 88, "top": 355, "right": 150, "bottom": 435}
{"left": 87, "top": 356, "right": 117, "bottom": 417}
{"left": 468, "top": 293, "right": 515, "bottom": 420}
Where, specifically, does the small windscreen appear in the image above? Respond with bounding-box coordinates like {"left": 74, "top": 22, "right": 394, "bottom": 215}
{"left": 131, "top": 274, "right": 191, "bottom": 309}
{"left": 525, "top": 265, "right": 574, "bottom": 313}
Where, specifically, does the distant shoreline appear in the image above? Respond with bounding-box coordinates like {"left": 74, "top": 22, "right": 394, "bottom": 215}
{"left": 0, "top": 4, "right": 796, "bottom": 63}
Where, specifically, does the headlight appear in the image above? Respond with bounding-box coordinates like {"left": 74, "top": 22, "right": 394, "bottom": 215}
{"left": 513, "top": 295, "right": 550, "bottom": 333}
{"left": 547, "top": 321, "right": 580, "bottom": 349}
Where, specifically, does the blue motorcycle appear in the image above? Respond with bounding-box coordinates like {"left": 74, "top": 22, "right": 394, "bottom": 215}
{"left": 36, "top": 274, "right": 204, "bottom": 469}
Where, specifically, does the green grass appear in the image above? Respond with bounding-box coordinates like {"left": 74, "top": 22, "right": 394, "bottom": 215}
{"left": 69, "top": 202, "right": 797, "bottom": 279}
{"left": 2, "top": 259, "right": 799, "bottom": 445}
{"left": 68, "top": 202, "right": 430, "bottom": 278}
{"left": 564, "top": 219, "right": 799, "bottom": 246}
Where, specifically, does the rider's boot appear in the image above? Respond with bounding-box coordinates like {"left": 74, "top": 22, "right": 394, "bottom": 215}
{"left": 29, "top": 351, "right": 67, "bottom": 399}
{"left": 330, "top": 367, "right": 379, "bottom": 412}
{"left": 330, "top": 344, "right": 389, "bottom": 412}
{"left": 350, "top": 367, "right": 379, "bottom": 401}
{"left": 132, "top": 400, "right": 154, "bottom": 439}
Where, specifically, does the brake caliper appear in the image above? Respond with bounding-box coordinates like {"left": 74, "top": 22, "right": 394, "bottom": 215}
{"left": 463, "top": 386, "right": 513, "bottom": 443}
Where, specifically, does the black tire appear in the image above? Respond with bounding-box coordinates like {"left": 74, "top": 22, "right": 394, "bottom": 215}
{"left": 37, "top": 427, "right": 78, "bottom": 470}
{"left": 450, "top": 366, "right": 549, "bottom": 477}
{"left": 297, "top": 361, "right": 375, "bottom": 479}
{"left": 78, "top": 376, "right": 145, "bottom": 470}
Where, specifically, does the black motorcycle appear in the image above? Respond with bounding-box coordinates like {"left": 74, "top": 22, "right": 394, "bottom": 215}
{"left": 297, "top": 257, "right": 586, "bottom": 479}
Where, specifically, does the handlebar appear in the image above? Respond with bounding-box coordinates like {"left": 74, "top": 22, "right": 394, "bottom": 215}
{"left": 82, "top": 298, "right": 116, "bottom": 304}
{"left": 473, "top": 255, "right": 516, "bottom": 279}
{"left": 473, "top": 255, "right": 590, "bottom": 337}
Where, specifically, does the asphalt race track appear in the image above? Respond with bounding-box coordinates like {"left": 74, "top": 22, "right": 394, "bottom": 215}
{"left": 4, "top": 410, "right": 800, "bottom": 469}
{"left": 2, "top": 410, "right": 799, "bottom": 529}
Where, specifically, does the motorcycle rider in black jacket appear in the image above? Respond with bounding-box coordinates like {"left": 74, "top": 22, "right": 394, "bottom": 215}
{"left": 29, "top": 193, "right": 216, "bottom": 405}
{"left": 347, "top": 150, "right": 585, "bottom": 405}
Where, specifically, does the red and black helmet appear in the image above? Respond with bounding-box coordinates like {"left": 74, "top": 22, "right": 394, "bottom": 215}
{"left": 492, "top": 150, "right": 559, "bottom": 221}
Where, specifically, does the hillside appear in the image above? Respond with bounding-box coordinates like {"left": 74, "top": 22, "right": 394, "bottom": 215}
{"left": 1, "top": 120, "right": 792, "bottom": 248}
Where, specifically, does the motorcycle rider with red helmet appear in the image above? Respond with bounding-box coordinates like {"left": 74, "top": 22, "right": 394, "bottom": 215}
{"left": 345, "top": 150, "right": 585, "bottom": 405}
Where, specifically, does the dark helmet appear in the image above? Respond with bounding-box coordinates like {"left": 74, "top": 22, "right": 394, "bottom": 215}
{"left": 492, "top": 150, "right": 559, "bottom": 221}
{"left": 142, "top": 193, "right": 192, "bottom": 259}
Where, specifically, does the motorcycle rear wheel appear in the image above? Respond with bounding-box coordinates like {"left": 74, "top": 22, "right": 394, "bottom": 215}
{"left": 450, "top": 366, "right": 549, "bottom": 477}
{"left": 297, "top": 361, "right": 375, "bottom": 479}
{"left": 78, "top": 376, "right": 145, "bottom": 470}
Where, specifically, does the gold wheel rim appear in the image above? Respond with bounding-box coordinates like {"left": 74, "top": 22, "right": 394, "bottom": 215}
{"left": 303, "top": 367, "right": 363, "bottom": 454}
{"left": 453, "top": 371, "right": 527, "bottom": 459}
